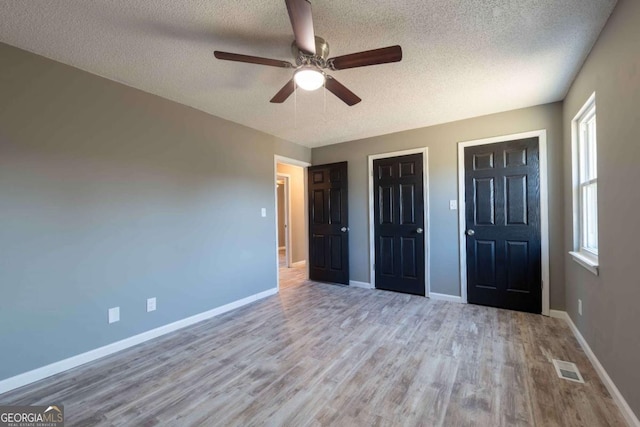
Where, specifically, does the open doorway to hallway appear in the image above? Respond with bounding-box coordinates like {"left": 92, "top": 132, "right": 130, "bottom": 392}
{"left": 276, "top": 174, "right": 290, "bottom": 268}
{"left": 275, "top": 158, "right": 310, "bottom": 289}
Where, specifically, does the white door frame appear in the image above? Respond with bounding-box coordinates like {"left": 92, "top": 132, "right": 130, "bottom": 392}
{"left": 274, "top": 155, "right": 311, "bottom": 291}
{"left": 457, "top": 130, "right": 550, "bottom": 316}
{"left": 368, "top": 147, "right": 430, "bottom": 296}
{"left": 276, "top": 174, "right": 291, "bottom": 267}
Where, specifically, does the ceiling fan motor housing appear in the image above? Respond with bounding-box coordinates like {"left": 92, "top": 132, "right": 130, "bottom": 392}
{"left": 292, "top": 36, "right": 330, "bottom": 68}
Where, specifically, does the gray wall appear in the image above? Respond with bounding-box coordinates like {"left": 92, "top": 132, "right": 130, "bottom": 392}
{"left": 312, "top": 103, "right": 565, "bottom": 308}
{"left": 0, "top": 42, "right": 310, "bottom": 381}
{"left": 562, "top": 0, "right": 640, "bottom": 416}
{"left": 277, "top": 163, "right": 306, "bottom": 264}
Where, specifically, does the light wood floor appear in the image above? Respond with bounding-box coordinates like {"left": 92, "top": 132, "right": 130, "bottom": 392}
{"left": 0, "top": 264, "right": 626, "bottom": 426}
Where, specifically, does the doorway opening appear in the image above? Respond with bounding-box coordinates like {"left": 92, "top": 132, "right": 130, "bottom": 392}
{"left": 275, "top": 156, "right": 311, "bottom": 290}
{"left": 277, "top": 174, "right": 290, "bottom": 268}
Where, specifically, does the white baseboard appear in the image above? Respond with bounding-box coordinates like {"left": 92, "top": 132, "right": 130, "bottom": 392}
{"left": 0, "top": 287, "right": 278, "bottom": 395}
{"left": 429, "top": 292, "right": 464, "bottom": 303}
{"left": 349, "top": 280, "right": 373, "bottom": 289}
{"left": 291, "top": 260, "right": 306, "bottom": 268}
{"left": 552, "top": 310, "right": 640, "bottom": 427}
{"left": 549, "top": 309, "right": 568, "bottom": 320}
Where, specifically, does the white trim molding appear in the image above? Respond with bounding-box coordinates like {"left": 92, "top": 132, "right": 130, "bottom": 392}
{"left": 368, "top": 147, "right": 430, "bottom": 296}
{"left": 274, "top": 155, "right": 312, "bottom": 169}
{"left": 349, "top": 280, "right": 373, "bottom": 289}
{"left": 291, "top": 260, "right": 307, "bottom": 268}
{"left": 429, "top": 293, "right": 464, "bottom": 303}
{"left": 549, "top": 309, "right": 567, "bottom": 320}
{"left": 0, "top": 287, "right": 278, "bottom": 395}
{"left": 457, "top": 130, "right": 550, "bottom": 316}
{"left": 569, "top": 251, "right": 599, "bottom": 276}
{"left": 551, "top": 310, "right": 640, "bottom": 427}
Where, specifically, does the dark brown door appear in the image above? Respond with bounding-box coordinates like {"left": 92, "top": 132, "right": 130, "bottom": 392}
{"left": 374, "top": 153, "right": 425, "bottom": 296}
{"left": 465, "top": 137, "right": 541, "bottom": 313}
{"left": 308, "top": 162, "right": 349, "bottom": 285}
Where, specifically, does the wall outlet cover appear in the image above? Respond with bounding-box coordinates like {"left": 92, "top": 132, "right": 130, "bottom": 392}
{"left": 108, "top": 307, "right": 120, "bottom": 324}
{"left": 147, "top": 297, "right": 157, "bottom": 312}
{"left": 449, "top": 200, "right": 458, "bottom": 210}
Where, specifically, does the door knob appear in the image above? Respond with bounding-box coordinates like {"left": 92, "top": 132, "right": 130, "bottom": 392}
{"left": 341, "top": 227, "right": 349, "bottom": 232}
{"left": 466, "top": 229, "right": 475, "bottom": 236}
{"left": 416, "top": 228, "right": 423, "bottom": 234}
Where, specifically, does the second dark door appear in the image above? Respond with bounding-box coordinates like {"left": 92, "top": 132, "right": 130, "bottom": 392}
{"left": 374, "top": 153, "right": 425, "bottom": 296}
{"left": 308, "top": 162, "right": 349, "bottom": 285}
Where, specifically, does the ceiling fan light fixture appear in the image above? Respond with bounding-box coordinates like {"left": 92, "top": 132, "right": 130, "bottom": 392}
{"left": 294, "top": 67, "right": 325, "bottom": 91}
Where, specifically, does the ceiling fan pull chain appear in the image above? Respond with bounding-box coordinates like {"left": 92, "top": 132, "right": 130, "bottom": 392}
{"left": 323, "top": 78, "right": 327, "bottom": 122}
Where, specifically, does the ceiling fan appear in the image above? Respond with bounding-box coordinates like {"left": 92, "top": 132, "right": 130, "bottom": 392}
{"left": 213, "top": 0, "right": 402, "bottom": 106}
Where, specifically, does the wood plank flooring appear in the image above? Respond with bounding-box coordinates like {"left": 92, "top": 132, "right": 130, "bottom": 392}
{"left": 0, "top": 264, "right": 627, "bottom": 426}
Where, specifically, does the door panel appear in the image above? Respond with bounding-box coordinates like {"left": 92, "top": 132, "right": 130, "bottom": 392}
{"left": 312, "top": 190, "right": 325, "bottom": 223}
{"left": 506, "top": 175, "right": 528, "bottom": 224}
{"left": 330, "top": 235, "right": 343, "bottom": 270}
{"left": 474, "top": 178, "right": 495, "bottom": 225}
{"left": 374, "top": 153, "right": 425, "bottom": 296}
{"left": 308, "top": 162, "right": 349, "bottom": 285}
{"left": 401, "top": 237, "right": 417, "bottom": 278}
{"left": 312, "top": 235, "right": 326, "bottom": 268}
{"left": 506, "top": 241, "right": 529, "bottom": 292}
{"left": 400, "top": 184, "right": 416, "bottom": 224}
{"left": 465, "top": 137, "right": 541, "bottom": 313}
{"left": 475, "top": 240, "right": 496, "bottom": 288}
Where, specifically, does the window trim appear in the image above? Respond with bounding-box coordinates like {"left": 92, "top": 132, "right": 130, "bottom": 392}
{"left": 570, "top": 92, "right": 599, "bottom": 275}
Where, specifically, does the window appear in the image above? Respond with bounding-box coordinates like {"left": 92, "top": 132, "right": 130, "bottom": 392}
{"left": 570, "top": 93, "right": 599, "bottom": 275}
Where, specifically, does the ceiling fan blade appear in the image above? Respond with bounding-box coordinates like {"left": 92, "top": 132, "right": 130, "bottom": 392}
{"left": 325, "top": 75, "right": 361, "bottom": 106}
{"left": 285, "top": 0, "right": 316, "bottom": 55}
{"left": 214, "top": 51, "right": 293, "bottom": 68}
{"left": 270, "top": 79, "right": 296, "bottom": 103}
{"left": 329, "top": 45, "right": 402, "bottom": 70}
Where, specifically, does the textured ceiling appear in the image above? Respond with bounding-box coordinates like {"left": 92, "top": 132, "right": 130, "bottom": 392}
{"left": 0, "top": 0, "right": 617, "bottom": 147}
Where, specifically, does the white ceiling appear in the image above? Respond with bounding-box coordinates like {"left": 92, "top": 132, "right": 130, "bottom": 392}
{"left": 0, "top": 0, "right": 616, "bottom": 148}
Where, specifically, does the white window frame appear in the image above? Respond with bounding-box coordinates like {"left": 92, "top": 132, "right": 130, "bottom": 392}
{"left": 570, "top": 93, "right": 599, "bottom": 275}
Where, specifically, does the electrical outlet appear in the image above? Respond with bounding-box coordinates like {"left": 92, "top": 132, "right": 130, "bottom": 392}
{"left": 261, "top": 208, "right": 267, "bottom": 217}
{"left": 449, "top": 200, "right": 458, "bottom": 210}
{"left": 108, "top": 307, "right": 120, "bottom": 324}
{"left": 147, "top": 297, "right": 157, "bottom": 312}
{"left": 578, "top": 299, "right": 583, "bottom": 316}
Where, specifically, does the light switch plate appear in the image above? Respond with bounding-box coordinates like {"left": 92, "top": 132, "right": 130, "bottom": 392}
{"left": 108, "top": 307, "right": 120, "bottom": 324}
{"left": 449, "top": 200, "right": 458, "bottom": 210}
{"left": 147, "top": 297, "right": 156, "bottom": 312}
{"left": 261, "top": 208, "right": 266, "bottom": 217}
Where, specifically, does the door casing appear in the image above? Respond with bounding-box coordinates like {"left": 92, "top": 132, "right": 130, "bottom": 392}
{"left": 368, "top": 147, "right": 430, "bottom": 295}
{"left": 457, "top": 130, "right": 550, "bottom": 316}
